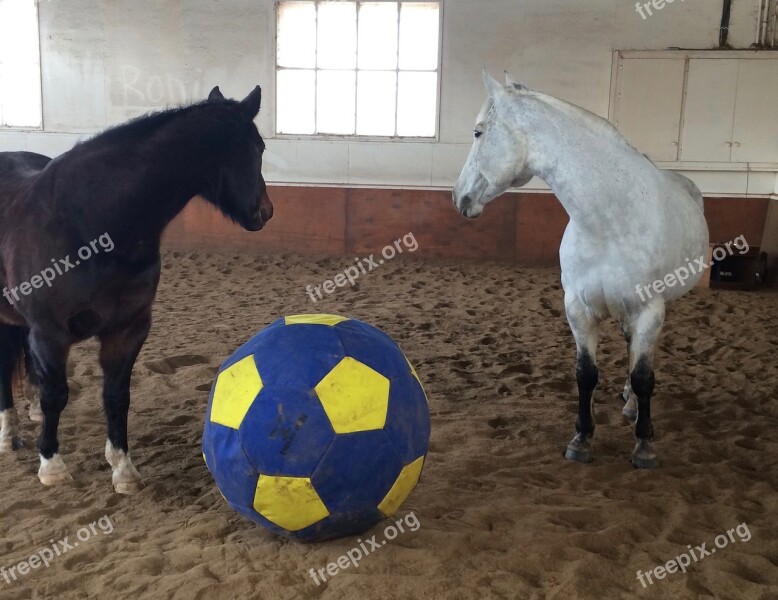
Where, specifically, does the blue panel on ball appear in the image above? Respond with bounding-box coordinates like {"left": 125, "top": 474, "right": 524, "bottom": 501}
{"left": 202, "top": 424, "right": 258, "bottom": 513}
{"left": 251, "top": 324, "right": 345, "bottom": 389}
{"left": 334, "top": 320, "right": 409, "bottom": 379}
{"left": 312, "top": 431, "right": 403, "bottom": 514}
{"left": 384, "top": 374, "right": 431, "bottom": 464}
{"left": 216, "top": 318, "right": 286, "bottom": 373}
{"left": 239, "top": 386, "right": 335, "bottom": 477}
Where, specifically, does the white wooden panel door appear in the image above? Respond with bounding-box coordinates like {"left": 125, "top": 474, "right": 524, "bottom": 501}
{"left": 680, "top": 59, "right": 738, "bottom": 162}
{"left": 731, "top": 60, "right": 778, "bottom": 163}
{"left": 614, "top": 58, "right": 686, "bottom": 161}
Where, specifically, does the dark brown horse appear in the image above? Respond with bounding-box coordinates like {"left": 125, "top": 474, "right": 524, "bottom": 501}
{"left": 0, "top": 86, "right": 272, "bottom": 493}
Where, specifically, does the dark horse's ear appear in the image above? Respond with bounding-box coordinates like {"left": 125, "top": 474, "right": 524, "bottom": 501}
{"left": 208, "top": 86, "right": 225, "bottom": 102}
{"left": 239, "top": 86, "right": 262, "bottom": 120}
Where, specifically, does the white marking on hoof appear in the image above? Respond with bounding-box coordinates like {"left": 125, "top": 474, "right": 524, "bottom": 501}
{"left": 105, "top": 440, "right": 143, "bottom": 494}
{"left": 28, "top": 396, "right": 43, "bottom": 422}
{"left": 38, "top": 454, "right": 73, "bottom": 485}
{"left": 0, "top": 409, "right": 22, "bottom": 452}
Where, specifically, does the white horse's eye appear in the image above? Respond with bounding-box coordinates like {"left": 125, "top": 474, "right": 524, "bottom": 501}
{"left": 473, "top": 129, "right": 482, "bottom": 139}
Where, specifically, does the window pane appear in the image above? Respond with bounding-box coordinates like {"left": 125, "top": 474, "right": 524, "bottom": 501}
{"left": 357, "top": 71, "right": 396, "bottom": 136}
{"left": 397, "top": 72, "right": 436, "bottom": 137}
{"left": 317, "top": 70, "right": 355, "bottom": 134}
{"left": 0, "top": 0, "right": 42, "bottom": 127}
{"left": 399, "top": 3, "right": 439, "bottom": 70}
{"left": 317, "top": 2, "right": 356, "bottom": 69}
{"left": 276, "top": 69, "right": 316, "bottom": 134}
{"left": 277, "top": 2, "right": 316, "bottom": 68}
{"left": 358, "top": 3, "right": 398, "bottom": 70}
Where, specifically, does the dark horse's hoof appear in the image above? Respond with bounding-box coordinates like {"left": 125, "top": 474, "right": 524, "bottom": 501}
{"left": 564, "top": 436, "right": 592, "bottom": 463}
{"left": 0, "top": 436, "right": 22, "bottom": 452}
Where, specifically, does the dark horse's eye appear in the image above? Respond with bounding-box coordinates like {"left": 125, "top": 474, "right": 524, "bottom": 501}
{"left": 473, "top": 130, "right": 482, "bottom": 139}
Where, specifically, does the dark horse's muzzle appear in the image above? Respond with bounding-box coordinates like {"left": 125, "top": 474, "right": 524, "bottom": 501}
{"left": 245, "top": 191, "right": 274, "bottom": 231}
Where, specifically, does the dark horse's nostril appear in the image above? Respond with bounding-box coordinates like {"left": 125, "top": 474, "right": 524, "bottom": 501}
{"left": 259, "top": 192, "right": 273, "bottom": 221}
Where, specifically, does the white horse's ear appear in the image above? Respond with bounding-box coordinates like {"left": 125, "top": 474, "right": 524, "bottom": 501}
{"left": 482, "top": 68, "right": 506, "bottom": 101}
{"left": 504, "top": 71, "right": 527, "bottom": 91}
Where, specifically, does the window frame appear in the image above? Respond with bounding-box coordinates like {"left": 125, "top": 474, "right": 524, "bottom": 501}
{"left": 0, "top": 0, "right": 44, "bottom": 131}
{"left": 273, "top": 0, "right": 443, "bottom": 142}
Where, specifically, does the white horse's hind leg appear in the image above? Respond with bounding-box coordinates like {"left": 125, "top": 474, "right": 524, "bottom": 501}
{"left": 627, "top": 301, "right": 666, "bottom": 469}
{"left": 620, "top": 325, "right": 638, "bottom": 422}
{"left": 563, "top": 293, "right": 601, "bottom": 463}
{"left": 105, "top": 440, "right": 143, "bottom": 495}
{"left": 0, "top": 408, "right": 21, "bottom": 452}
{"left": 622, "top": 380, "right": 638, "bottom": 421}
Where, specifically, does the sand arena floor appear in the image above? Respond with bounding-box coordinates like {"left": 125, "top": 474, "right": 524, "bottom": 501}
{"left": 0, "top": 250, "right": 776, "bottom": 600}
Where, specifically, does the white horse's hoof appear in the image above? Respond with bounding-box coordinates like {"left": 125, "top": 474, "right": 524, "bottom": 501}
{"left": 622, "top": 400, "right": 638, "bottom": 422}
{"left": 106, "top": 441, "right": 143, "bottom": 494}
{"left": 0, "top": 409, "right": 22, "bottom": 452}
{"left": 38, "top": 454, "right": 73, "bottom": 485}
{"left": 564, "top": 434, "right": 593, "bottom": 463}
{"left": 632, "top": 441, "right": 660, "bottom": 469}
{"left": 28, "top": 399, "right": 43, "bottom": 422}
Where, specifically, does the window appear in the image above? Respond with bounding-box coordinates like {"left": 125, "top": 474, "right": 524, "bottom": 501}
{"left": 0, "top": 0, "right": 42, "bottom": 128}
{"left": 276, "top": 1, "right": 440, "bottom": 138}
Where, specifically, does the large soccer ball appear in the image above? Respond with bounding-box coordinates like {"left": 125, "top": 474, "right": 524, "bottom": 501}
{"left": 202, "top": 314, "right": 430, "bottom": 542}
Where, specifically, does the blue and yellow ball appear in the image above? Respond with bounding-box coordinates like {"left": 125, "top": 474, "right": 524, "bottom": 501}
{"left": 202, "top": 314, "right": 430, "bottom": 542}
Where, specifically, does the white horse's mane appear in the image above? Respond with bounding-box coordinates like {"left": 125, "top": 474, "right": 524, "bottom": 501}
{"left": 482, "top": 86, "right": 639, "bottom": 155}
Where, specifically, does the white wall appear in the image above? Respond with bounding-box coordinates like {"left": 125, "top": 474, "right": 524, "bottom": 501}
{"left": 0, "top": 0, "right": 775, "bottom": 195}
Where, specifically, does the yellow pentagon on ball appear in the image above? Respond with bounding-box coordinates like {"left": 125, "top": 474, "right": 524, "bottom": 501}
{"left": 378, "top": 455, "right": 425, "bottom": 517}
{"left": 210, "top": 355, "right": 263, "bottom": 430}
{"left": 253, "top": 475, "right": 330, "bottom": 531}
{"left": 315, "top": 357, "right": 390, "bottom": 433}
{"left": 284, "top": 314, "right": 349, "bottom": 326}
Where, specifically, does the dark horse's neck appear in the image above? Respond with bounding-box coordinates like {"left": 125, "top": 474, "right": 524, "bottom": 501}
{"left": 35, "top": 102, "right": 238, "bottom": 254}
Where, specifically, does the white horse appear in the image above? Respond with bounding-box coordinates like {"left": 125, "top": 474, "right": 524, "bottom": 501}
{"left": 453, "top": 70, "right": 709, "bottom": 468}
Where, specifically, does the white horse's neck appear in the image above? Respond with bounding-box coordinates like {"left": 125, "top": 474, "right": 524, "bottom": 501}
{"left": 508, "top": 93, "right": 657, "bottom": 233}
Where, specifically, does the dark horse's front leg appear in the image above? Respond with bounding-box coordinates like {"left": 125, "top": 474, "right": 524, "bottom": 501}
{"left": 28, "top": 329, "right": 73, "bottom": 484}
{"left": 0, "top": 326, "right": 24, "bottom": 452}
{"left": 99, "top": 313, "right": 151, "bottom": 494}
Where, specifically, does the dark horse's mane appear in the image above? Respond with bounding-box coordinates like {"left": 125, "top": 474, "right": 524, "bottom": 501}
{"left": 70, "top": 98, "right": 254, "bottom": 158}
